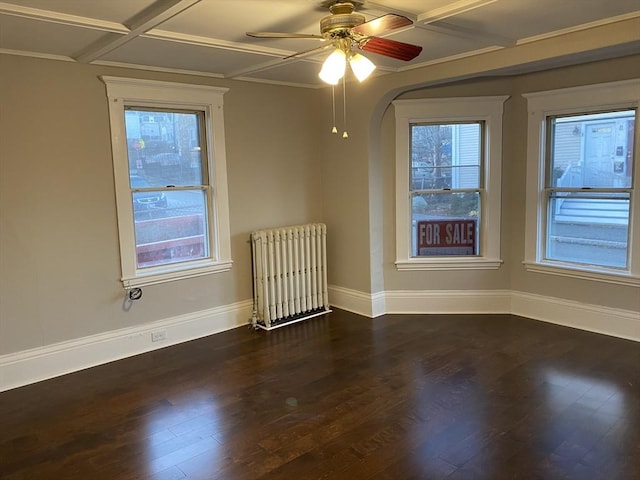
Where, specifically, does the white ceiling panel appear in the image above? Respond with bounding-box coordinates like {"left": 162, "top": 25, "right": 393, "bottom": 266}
{"left": 0, "top": 14, "right": 120, "bottom": 58}
{"left": 239, "top": 36, "right": 330, "bottom": 57}
{"left": 373, "top": 0, "right": 453, "bottom": 13}
{"left": 369, "top": 26, "right": 497, "bottom": 67}
{"left": 100, "top": 35, "right": 275, "bottom": 76}
{"left": 160, "top": 0, "right": 325, "bottom": 42}
{"left": 240, "top": 58, "right": 330, "bottom": 86}
{"left": 453, "top": 0, "right": 640, "bottom": 41}
{"left": 1, "top": 0, "right": 156, "bottom": 23}
{"left": 0, "top": 0, "right": 638, "bottom": 87}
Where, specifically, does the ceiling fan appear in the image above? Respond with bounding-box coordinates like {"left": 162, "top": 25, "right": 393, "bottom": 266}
{"left": 247, "top": 1, "right": 423, "bottom": 84}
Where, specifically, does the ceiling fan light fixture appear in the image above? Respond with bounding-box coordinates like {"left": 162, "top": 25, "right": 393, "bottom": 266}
{"left": 349, "top": 53, "right": 375, "bottom": 82}
{"left": 319, "top": 48, "right": 347, "bottom": 85}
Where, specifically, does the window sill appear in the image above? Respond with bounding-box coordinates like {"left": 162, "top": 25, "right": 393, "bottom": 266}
{"left": 395, "top": 258, "right": 503, "bottom": 271}
{"left": 523, "top": 261, "right": 639, "bottom": 287}
{"left": 122, "top": 260, "right": 233, "bottom": 288}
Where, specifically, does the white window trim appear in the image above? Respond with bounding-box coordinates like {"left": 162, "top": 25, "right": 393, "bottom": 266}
{"left": 393, "top": 96, "right": 508, "bottom": 271}
{"left": 101, "top": 76, "right": 232, "bottom": 288}
{"left": 523, "top": 79, "right": 640, "bottom": 287}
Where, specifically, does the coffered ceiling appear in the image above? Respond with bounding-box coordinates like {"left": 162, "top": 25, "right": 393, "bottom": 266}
{"left": 1, "top": 0, "right": 639, "bottom": 88}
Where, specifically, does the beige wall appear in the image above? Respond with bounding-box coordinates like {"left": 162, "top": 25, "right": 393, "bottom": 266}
{"left": 381, "top": 78, "right": 513, "bottom": 293}
{"left": 1, "top": 16, "right": 639, "bottom": 359}
{"left": 320, "top": 18, "right": 640, "bottom": 310}
{"left": 0, "top": 55, "right": 322, "bottom": 355}
{"left": 373, "top": 61, "right": 640, "bottom": 313}
{"left": 507, "top": 61, "right": 640, "bottom": 311}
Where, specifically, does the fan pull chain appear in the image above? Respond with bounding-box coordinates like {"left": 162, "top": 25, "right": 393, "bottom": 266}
{"left": 331, "top": 85, "right": 337, "bottom": 134}
{"left": 342, "top": 74, "right": 348, "bottom": 139}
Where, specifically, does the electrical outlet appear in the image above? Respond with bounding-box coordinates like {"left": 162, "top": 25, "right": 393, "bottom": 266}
{"left": 151, "top": 330, "right": 167, "bottom": 342}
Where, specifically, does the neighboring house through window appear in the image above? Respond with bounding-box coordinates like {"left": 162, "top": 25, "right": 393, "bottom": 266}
{"left": 394, "top": 96, "right": 508, "bottom": 270}
{"left": 101, "top": 77, "right": 232, "bottom": 288}
{"left": 524, "top": 79, "right": 639, "bottom": 286}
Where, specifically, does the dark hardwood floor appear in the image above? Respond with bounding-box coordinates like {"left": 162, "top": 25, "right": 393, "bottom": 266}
{"left": 1, "top": 310, "right": 639, "bottom": 479}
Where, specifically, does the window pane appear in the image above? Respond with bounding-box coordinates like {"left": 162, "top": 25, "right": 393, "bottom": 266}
{"left": 411, "top": 123, "right": 481, "bottom": 190}
{"left": 125, "top": 109, "right": 205, "bottom": 187}
{"left": 412, "top": 192, "right": 480, "bottom": 256}
{"left": 550, "top": 110, "right": 635, "bottom": 189}
{"left": 546, "top": 193, "right": 629, "bottom": 268}
{"left": 133, "top": 190, "right": 209, "bottom": 268}
{"left": 125, "top": 108, "right": 210, "bottom": 270}
{"left": 411, "top": 161, "right": 433, "bottom": 189}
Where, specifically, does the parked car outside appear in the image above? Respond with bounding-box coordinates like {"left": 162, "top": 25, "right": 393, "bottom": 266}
{"left": 130, "top": 175, "right": 167, "bottom": 213}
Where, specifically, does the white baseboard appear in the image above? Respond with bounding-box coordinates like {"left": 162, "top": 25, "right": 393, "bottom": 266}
{"left": 511, "top": 291, "right": 640, "bottom": 342}
{"left": 3, "top": 288, "right": 638, "bottom": 392}
{"left": 329, "top": 285, "right": 511, "bottom": 317}
{"left": 328, "top": 285, "right": 383, "bottom": 317}
{"left": 0, "top": 300, "right": 253, "bottom": 392}
{"left": 384, "top": 289, "right": 512, "bottom": 314}
{"left": 329, "top": 285, "right": 638, "bottom": 341}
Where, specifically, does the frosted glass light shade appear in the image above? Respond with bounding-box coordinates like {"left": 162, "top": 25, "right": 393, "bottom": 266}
{"left": 349, "top": 53, "right": 376, "bottom": 82}
{"left": 319, "top": 48, "right": 347, "bottom": 85}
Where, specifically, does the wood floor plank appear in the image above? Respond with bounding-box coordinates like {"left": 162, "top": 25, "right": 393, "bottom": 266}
{"left": 1, "top": 310, "right": 638, "bottom": 479}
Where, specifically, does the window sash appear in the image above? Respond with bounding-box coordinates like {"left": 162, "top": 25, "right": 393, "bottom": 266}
{"left": 125, "top": 106, "right": 210, "bottom": 188}
{"left": 411, "top": 191, "right": 482, "bottom": 258}
{"left": 542, "top": 191, "right": 630, "bottom": 269}
{"left": 409, "top": 121, "right": 484, "bottom": 192}
{"left": 123, "top": 106, "right": 214, "bottom": 271}
{"left": 540, "top": 109, "right": 635, "bottom": 271}
{"left": 544, "top": 110, "right": 635, "bottom": 191}
{"left": 409, "top": 122, "right": 485, "bottom": 258}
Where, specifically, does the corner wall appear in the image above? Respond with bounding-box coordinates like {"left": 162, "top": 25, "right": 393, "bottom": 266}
{"left": 0, "top": 54, "right": 322, "bottom": 358}
{"left": 320, "top": 19, "right": 639, "bottom": 320}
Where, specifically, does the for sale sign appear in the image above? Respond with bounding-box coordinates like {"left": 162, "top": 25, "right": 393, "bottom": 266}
{"left": 417, "top": 219, "right": 476, "bottom": 256}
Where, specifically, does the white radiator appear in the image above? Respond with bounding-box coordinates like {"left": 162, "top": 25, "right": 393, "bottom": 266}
{"left": 251, "top": 223, "right": 331, "bottom": 330}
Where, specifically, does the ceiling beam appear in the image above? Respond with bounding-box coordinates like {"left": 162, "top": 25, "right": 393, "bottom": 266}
{"left": 418, "top": 0, "right": 498, "bottom": 24}
{"left": 146, "top": 29, "right": 294, "bottom": 57}
{"left": 0, "top": 1, "right": 126, "bottom": 32}
{"left": 413, "top": 0, "right": 514, "bottom": 48}
{"left": 224, "top": 43, "right": 335, "bottom": 80}
{"left": 419, "top": 20, "right": 515, "bottom": 47}
{"left": 74, "top": 0, "right": 202, "bottom": 63}
{"left": 225, "top": 56, "right": 303, "bottom": 79}
{"left": 359, "top": 1, "right": 417, "bottom": 22}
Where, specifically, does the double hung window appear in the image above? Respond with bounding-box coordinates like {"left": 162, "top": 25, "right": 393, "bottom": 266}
{"left": 394, "top": 96, "right": 507, "bottom": 270}
{"left": 524, "top": 80, "right": 639, "bottom": 285}
{"left": 102, "top": 77, "right": 232, "bottom": 287}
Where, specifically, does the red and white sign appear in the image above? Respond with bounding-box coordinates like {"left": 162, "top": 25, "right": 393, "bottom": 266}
{"left": 417, "top": 219, "right": 476, "bottom": 256}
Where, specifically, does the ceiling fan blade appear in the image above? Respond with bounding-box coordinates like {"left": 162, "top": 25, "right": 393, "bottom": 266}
{"left": 359, "top": 37, "right": 422, "bottom": 61}
{"left": 351, "top": 13, "right": 413, "bottom": 37}
{"left": 247, "top": 32, "right": 324, "bottom": 39}
{"left": 283, "top": 42, "right": 332, "bottom": 60}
